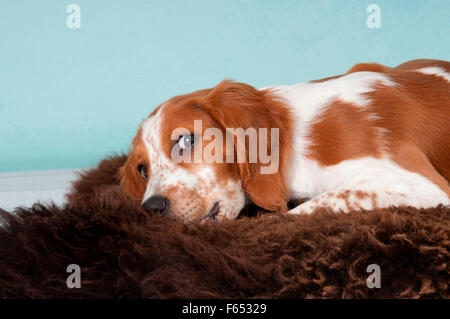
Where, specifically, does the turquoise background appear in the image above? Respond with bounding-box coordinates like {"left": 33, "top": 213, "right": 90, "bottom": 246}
{"left": 0, "top": 0, "right": 449, "bottom": 172}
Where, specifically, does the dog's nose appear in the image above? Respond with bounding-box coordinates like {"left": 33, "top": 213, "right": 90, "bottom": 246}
{"left": 142, "top": 195, "right": 169, "bottom": 215}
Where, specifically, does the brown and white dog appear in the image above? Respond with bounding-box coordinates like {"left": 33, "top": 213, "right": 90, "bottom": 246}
{"left": 120, "top": 59, "right": 450, "bottom": 223}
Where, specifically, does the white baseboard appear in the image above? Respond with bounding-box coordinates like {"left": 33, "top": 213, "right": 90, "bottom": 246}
{"left": 0, "top": 169, "right": 82, "bottom": 212}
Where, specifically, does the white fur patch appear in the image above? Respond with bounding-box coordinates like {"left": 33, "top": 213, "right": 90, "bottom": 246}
{"left": 416, "top": 66, "right": 450, "bottom": 83}
{"left": 288, "top": 157, "right": 449, "bottom": 214}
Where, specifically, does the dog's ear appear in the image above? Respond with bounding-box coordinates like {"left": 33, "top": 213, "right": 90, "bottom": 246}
{"left": 201, "top": 80, "right": 293, "bottom": 212}
{"left": 119, "top": 153, "right": 144, "bottom": 200}
{"left": 118, "top": 133, "right": 148, "bottom": 201}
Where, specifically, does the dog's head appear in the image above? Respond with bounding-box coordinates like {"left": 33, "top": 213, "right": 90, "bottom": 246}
{"left": 119, "top": 80, "right": 293, "bottom": 223}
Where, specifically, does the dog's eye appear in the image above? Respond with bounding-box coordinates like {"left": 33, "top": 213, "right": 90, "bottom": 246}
{"left": 138, "top": 164, "right": 148, "bottom": 180}
{"left": 178, "top": 134, "right": 195, "bottom": 150}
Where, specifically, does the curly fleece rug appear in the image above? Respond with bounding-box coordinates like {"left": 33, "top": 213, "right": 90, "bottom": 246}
{"left": 0, "top": 155, "right": 448, "bottom": 298}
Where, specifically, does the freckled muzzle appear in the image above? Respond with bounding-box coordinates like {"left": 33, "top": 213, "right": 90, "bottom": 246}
{"left": 145, "top": 185, "right": 210, "bottom": 222}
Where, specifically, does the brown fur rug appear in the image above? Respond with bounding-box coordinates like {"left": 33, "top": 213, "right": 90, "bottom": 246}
{"left": 0, "top": 155, "right": 448, "bottom": 298}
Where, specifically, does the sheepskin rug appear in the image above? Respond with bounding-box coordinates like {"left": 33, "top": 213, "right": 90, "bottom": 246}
{"left": 0, "top": 155, "right": 448, "bottom": 299}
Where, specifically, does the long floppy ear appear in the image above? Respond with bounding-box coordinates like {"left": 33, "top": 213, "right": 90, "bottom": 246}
{"left": 118, "top": 132, "right": 148, "bottom": 201}
{"left": 119, "top": 151, "right": 146, "bottom": 200}
{"left": 201, "top": 80, "right": 293, "bottom": 212}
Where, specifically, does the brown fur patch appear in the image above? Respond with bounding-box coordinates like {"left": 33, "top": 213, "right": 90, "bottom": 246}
{"left": 307, "top": 100, "right": 383, "bottom": 166}
{"left": 0, "top": 155, "right": 449, "bottom": 299}
{"left": 366, "top": 60, "right": 450, "bottom": 192}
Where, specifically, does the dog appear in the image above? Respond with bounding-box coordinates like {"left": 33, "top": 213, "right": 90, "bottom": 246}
{"left": 119, "top": 59, "right": 450, "bottom": 223}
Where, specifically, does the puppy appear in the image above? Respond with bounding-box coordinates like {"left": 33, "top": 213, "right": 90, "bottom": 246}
{"left": 120, "top": 59, "right": 450, "bottom": 223}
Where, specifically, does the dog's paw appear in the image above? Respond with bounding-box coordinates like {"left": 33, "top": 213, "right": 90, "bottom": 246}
{"left": 287, "top": 200, "right": 320, "bottom": 215}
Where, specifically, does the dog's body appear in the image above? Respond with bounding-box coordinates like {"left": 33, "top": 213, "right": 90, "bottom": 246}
{"left": 120, "top": 59, "right": 450, "bottom": 222}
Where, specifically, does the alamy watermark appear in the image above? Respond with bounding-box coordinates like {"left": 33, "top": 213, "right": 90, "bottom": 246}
{"left": 170, "top": 120, "right": 280, "bottom": 175}
{"left": 66, "top": 4, "right": 81, "bottom": 29}
{"left": 66, "top": 264, "right": 81, "bottom": 288}
{"left": 366, "top": 264, "right": 381, "bottom": 288}
{"left": 366, "top": 4, "right": 381, "bottom": 29}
